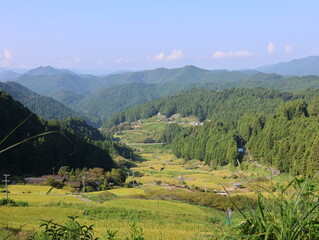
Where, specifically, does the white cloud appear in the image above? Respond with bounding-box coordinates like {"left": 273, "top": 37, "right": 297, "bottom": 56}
{"left": 166, "top": 49, "right": 183, "bottom": 61}
{"left": 212, "top": 50, "right": 253, "bottom": 59}
{"left": 0, "top": 48, "right": 13, "bottom": 67}
{"left": 116, "top": 57, "right": 135, "bottom": 64}
{"left": 284, "top": 44, "right": 293, "bottom": 53}
{"left": 153, "top": 49, "right": 183, "bottom": 62}
{"left": 3, "top": 49, "right": 12, "bottom": 59}
{"left": 267, "top": 43, "right": 276, "bottom": 54}
{"left": 153, "top": 52, "right": 165, "bottom": 62}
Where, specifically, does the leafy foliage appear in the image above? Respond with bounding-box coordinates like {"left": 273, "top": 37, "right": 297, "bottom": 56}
{"left": 0, "top": 91, "right": 133, "bottom": 176}
{"left": 29, "top": 216, "right": 98, "bottom": 240}
{"left": 29, "top": 216, "right": 145, "bottom": 240}
{"left": 0, "top": 198, "right": 29, "bottom": 207}
{"left": 232, "top": 178, "right": 319, "bottom": 239}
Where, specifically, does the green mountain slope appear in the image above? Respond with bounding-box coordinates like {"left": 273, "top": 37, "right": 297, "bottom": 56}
{"left": 0, "top": 71, "right": 21, "bottom": 81}
{"left": 0, "top": 81, "right": 86, "bottom": 121}
{"left": 15, "top": 72, "right": 98, "bottom": 96}
{"left": 161, "top": 95, "right": 319, "bottom": 177}
{"left": 0, "top": 91, "right": 133, "bottom": 175}
{"left": 71, "top": 82, "right": 160, "bottom": 121}
{"left": 11, "top": 64, "right": 319, "bottom": 128}
{"left": 105, "top": 88, "right": 297, "bottom": 128}
{"left": 70, "top": 70, "right": 285, "bottom": 123}
{"left": 257, "top": 56, "right": 319, "bottom": 76}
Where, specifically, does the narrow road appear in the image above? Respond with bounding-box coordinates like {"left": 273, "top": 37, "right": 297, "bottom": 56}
{"left": 230, "top": 152, "right": 280, "bottom": 190}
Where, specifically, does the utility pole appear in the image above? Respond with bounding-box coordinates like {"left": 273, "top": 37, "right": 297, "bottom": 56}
{"left": 226, "top": 207, "right": 232, "bottom": 226}
{"left": 132, "top": 170, "right": 135, "bottom": 187}
{"left": 2, "top": 174, "right": 10, "bottom": 200}
{"left": 82, "top": 176, "right": 86, "bottom": 194}
{"left": 52, "top": 167, "right": 55, "bottom": 175}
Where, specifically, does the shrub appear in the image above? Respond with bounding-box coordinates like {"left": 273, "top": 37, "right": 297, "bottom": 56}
{"left": 29, "top": 216, "right": 97, "bottom": 240}
{"left": 63, "top": 184, "right": 76, "bottom": 193}
{"left": 143, "top": 138, "right": 155, "bottom": 143}
{"left": 0, "top": 198, "right": 29, "bottom": 207}
{"left": 45, "top": 177, "right": 64, "bottom": 189}
{"left": 29, "top": 216, "right": 145, "bottom": 240}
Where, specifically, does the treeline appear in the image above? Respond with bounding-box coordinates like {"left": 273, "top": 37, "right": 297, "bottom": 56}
{"left": 160, "top": 96, "right": 319, "bottom": 177}
{"left": 48, "top": 166, "right": 127, "bottom": 191}
{"left": 0, "top": 91, "right": 133, "bottom": 176}
{"left": 108, "top": 87, "right": 319, "bottom": 176}
{"left": 170, "top": 122, "right": 239, "bottom": 166}
{"left": 105, "top": 88, "right": 296, "bottom": 127}
{"left": 88, "top": 73, "right": 319, "bottom": 126}
{"left": 239, "top": 98, "right": 319, "bottom": 176}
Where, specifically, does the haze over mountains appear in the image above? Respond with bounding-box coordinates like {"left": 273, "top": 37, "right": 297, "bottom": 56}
{"left": 256, "top": 56, "right": 319, "bottom": 76}
{"left": 1, "top": 55, "right": 319, "bottom": 128}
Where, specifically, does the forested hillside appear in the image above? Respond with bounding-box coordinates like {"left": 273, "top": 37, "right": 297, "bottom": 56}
{"left": 10, "top": 65, "right": 319, "bottom": 128}
{"left": 0, "top": 82, "right": 82, "bottom": 120}
{"left": 169, "top": 97, "right": 319, "bottom": 177}
{"left": 105, "top": 88, "right": 296, "bottom": 127}
{"left": 71, "top": 83, "right": 160, "bottom": 121}
{"left": 0, "top": 82, "right": 101, "bottom": 127}
{"left": 0, "top": 91, "right": 133, "bottom": 176}
{"left": 239, "top": 98, "right": 319, "bottom": 176}
{"left": 107, "top": 87, "right": 319, "bottom": 177}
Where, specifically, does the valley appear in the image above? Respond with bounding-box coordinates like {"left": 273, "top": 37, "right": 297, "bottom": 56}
{"left": 0, "top": 115, "right": 289, "bottom": 240}
{"left": 2, "top": 2, "right": 319, "bottom": 239}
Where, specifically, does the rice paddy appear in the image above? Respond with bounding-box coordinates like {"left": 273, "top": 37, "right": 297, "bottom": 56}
{"left": 0, "top": 117, "right": 284, "bottom": 239}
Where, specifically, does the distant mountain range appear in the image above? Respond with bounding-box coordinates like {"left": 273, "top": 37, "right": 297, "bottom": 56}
{"left": 2, "top": 65, "right": 263, "bottom": 124}
{"left": 0, "top": 81, "right": 100, "bottom": 126}
{"left": 256, "top": 56, "right": 319, "bottom": 76}
{"left": 1, "top": 56, "right": 319, "bottom": 128}
{"left": 0, "top": 71, "right": 21, "bottom": 81}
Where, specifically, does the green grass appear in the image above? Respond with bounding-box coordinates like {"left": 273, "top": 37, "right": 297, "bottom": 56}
{"left": 0, "top": 185, "right": 228, "bottom": 240}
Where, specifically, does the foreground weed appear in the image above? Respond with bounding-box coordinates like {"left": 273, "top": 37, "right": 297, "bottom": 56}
{"left": 230, "top": 178, "right": 319, "bottom": 239}
{"left": 29, "top": 216, "right": 145, "bottom": 240}
{"left": 29, "top": 216, "right": 97, "bottom": 240}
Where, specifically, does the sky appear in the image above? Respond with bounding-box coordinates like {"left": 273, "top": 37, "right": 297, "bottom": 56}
{"left": 1, "top": 0, "right": 318, "bottom": 72}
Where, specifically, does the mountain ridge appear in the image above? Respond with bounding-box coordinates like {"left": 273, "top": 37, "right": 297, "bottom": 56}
{"left": 256, "top": 56, "right": 319, "bottom": 76}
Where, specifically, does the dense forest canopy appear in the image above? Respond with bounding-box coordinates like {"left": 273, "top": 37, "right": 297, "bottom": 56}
{"left": 105, "top": 88, "right": 297, "bottom": 127}
{"left": 3, "top": 63, "right": 319, "bottom": 177}
{"left": 107, "top": 87, "right": 319, "bottom": 177}
{"left": 4, "top": 64, "right": 319, "bottom": 128}
{"left": 0, "top": 91, "right": 133, "bottom": 176}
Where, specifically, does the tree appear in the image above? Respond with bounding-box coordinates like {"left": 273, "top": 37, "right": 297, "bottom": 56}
{"left": 58, "top": 166, "right": 70, "bottom": 176}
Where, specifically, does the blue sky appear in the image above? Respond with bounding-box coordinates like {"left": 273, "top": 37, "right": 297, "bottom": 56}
{"left": 1, "top": 0, "right": 318, "bottom": 71}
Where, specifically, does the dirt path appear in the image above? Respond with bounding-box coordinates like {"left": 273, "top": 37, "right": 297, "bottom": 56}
{"left": 72, "top": 195, "right": 92, "bottom": 202}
